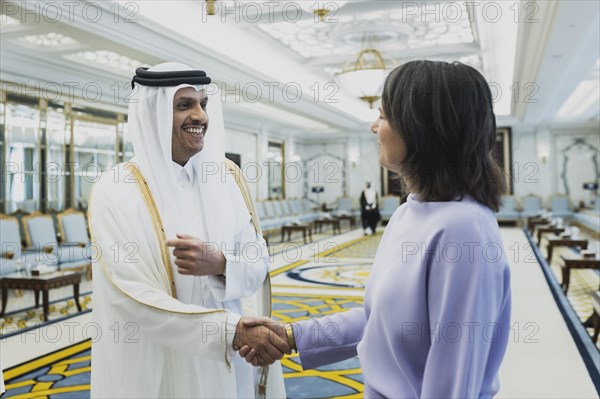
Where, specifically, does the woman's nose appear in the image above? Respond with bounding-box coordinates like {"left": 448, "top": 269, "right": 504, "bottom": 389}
{"left": 370, "top": 119, "right": 379, "bottom": 135}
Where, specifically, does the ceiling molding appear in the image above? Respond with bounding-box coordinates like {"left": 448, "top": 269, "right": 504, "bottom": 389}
{"left": 2, "top": 0, "right": 598, "bottom": 139}
{"left": 512, "top": 0, "right": 560, "bottom": 121}
{"left": 304, "top": 43, "right": 481, "bottom": 68}
{"left": 520, "top": 1, "right": 600, "bottom": 124}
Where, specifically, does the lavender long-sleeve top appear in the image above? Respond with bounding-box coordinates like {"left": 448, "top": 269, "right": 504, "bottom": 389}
{"left": 294, "top": 194, "right": 512, "bottom": 398}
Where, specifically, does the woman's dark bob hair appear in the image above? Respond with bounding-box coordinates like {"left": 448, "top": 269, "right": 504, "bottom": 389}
{"left": 382, "top": 60, "right": 506, "bottom": 211}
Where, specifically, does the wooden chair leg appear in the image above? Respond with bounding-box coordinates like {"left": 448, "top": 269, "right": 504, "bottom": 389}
{"left": 592, "top": 311, "right": 600, "bottom": 344}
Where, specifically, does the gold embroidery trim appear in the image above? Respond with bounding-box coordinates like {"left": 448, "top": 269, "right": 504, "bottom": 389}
{"left": 224, "top": 159, "right": 273, "bottom": 316}
{"left": 125, "top": 163, "right": 178, "bottom": 299}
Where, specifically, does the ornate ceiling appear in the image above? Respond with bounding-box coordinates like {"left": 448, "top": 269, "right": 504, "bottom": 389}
{"left": 1, "top": 0, "right": 598, "bottom": 137}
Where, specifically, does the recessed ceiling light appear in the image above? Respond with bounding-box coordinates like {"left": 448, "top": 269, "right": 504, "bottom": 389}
{"left": 20, "top": 32, "right": 79, "bottom": 47}
{"left": 0, "top": 14, "right": 20, "bottom": 28}
{"left": 63, "top": 50, "right": 149, "bottom": 75}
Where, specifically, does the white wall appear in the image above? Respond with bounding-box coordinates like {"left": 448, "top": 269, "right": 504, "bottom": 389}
{"left": 297, "top": 142, "right": 345, "bottom": 206}
{"left": 511, "top": 122, "right": 600, "bottom": 207}
{"left": 224, "top": 130, "right": 383, "bottom": 209}
{"left": 224, "top": 128, "right": 258, "bottom": 200}
{"left": 347, "top": 136, "right": 381, "bottom": 204}
{"left": 283, "top": 136, "right": 304, "bottom": 200}
{"left": 223, "top": 120, "right": 593, "bottom": 213}
{"left": 552, "top": 126, "right": 600, "bottom": 206}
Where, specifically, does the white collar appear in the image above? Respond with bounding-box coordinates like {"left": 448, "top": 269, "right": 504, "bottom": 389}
{"left": 172, "top": 160, "right": 195, "bottom": 183}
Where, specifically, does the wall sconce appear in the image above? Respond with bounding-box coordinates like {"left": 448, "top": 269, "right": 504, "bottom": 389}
{"left": 348, "top": 150, "right": 359, "bottom": 167}
{"left": 538, "top": 149, "right": 549, "bottom": 164}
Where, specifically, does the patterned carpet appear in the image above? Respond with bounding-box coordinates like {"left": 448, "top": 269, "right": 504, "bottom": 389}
{"left": 3, "top": 229, "right": 598, "bottom": 397}
{"left": 0, "top": 295, "right": 367, "bottom": 399}
{"left": 1, "top": 341, "right": 91, "bottom": 399}
{"left": 0, "top": 294, "right": 92, "bottom": 339}
{"left": 3, "top": 230, "right": 597, "bottom": 398}
{"left": 1, "top": 234, "right": 380, "bottom": 399}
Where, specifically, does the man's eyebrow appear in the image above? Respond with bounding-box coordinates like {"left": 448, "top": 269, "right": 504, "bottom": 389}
{"left": 174, "top": 96, "right": 209, "bottom": 103}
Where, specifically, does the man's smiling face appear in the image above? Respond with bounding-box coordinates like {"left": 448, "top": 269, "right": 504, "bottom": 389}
{"left": 171, "top": 87, "right": 209, "bottom": 166}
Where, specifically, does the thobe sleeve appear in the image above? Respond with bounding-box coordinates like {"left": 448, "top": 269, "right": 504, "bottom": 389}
{"left": 421, "top": 231, "right": 511, "bottom": 398}
{"left": 293, "top": 307, "right": 367, "bottom": 370}
{"left": 100, "top": 277, "right": 240, "bottom": 362}
{"left": 207, "top": 219, "right": 269, "bottom": 302}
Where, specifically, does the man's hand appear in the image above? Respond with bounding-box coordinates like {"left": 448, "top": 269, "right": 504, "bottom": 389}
{"left": 233, "top": 317, "right": 291, "bottom": 367}
{"left": 166, "top": 234, "right": 225, "bottom": 276}
{"left": 235, "top": 318, "right": 289, "bottom": 367}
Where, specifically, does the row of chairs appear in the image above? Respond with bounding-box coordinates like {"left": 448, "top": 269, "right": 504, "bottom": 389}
{"left": 1, "top": 195, "right": 405, "bottom": 276}
{"left": 496, "top": 195, "right": 575, "bottom": 221}
{"left": 0, "top": 209, "right": 91, "bottom": 277}
{"left": 498, "top": 195, "right": 600, "bottom": 237}
{"left": 255, "top": 199, "right": 322, "bottom": 233}
{"left": 255, "top": 196, "right": 403, "bottom": 234}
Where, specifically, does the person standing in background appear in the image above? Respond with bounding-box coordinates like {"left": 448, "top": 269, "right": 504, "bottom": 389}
{"left": 360, "top": 181, "right": 381, "bottom": 235}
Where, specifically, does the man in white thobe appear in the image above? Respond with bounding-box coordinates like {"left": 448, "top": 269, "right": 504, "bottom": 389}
{"left": 89, "top": 63, "right": 286, "bottom": 398}
{"left": 360, "top": 182, "right": 381, "bottom": 235}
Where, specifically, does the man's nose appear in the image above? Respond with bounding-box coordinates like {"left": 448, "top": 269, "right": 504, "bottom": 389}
{"left": 190, "top": 105, "right": 208, "bottom": 122}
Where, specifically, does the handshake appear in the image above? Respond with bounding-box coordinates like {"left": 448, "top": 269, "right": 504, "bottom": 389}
{"left": 232, "top": 317, "right": 294, "bottom": 367}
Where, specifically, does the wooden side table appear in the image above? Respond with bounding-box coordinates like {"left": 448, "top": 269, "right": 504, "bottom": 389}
{"left": 335, "top": 215, "right": 356, "bottom": 231}
{"left": 0, "top": 271, "right": 82, "bottom": 321}
{"left": 528, "top": 217, "right": 550, "bottom": 233}
{"left": 537, "top": 226, "right": 565, "bottom": 245}
{"left": 281, "top": 224, "right": 312, "bottom": 244}
{"left": 313, "top": 219, "right": 341, "bottom": 235}
{"left": 546, "top": 237, "right": 588, "bottom": 263}
{"left": 559, "top": 254, "right": 600, "bottom": 293}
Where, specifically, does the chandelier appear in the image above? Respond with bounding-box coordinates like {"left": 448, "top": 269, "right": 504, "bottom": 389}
{"left": 336, "top": 48, "right": 387, "bottom": 108}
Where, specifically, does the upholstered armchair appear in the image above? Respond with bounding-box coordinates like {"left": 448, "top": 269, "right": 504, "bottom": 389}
{"left": 22, "top": 211, "right": 91, "bottom": 274}
{"left": 0, "top": 214, "right": 41, "bottom": 276}
{"left": 333, "top": 197, "right": 359, "bottom": 217}
{"left": 380, "top": 196, "right": 401, "bottom": 222}
{"left": 57, "top": 209, "right": 90, "bottom": 247}
{"left": 9, "top": 209, "right": 29, "bottom": 246}
{"left": 521, "top": 195, "right": 543, "bottom": 218}
{"left": 550, "top": 195, "right": 573, "bottom": 218}
{"left": 495, "top": 195, "right": 521, "bottom": 222}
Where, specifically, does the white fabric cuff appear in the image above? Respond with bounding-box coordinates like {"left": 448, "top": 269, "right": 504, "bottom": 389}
{"left": 226, "top": 312, "right": 242, "bottom": 357}
{"left": 208, "top": 253, "right": 242, "bottom": 302}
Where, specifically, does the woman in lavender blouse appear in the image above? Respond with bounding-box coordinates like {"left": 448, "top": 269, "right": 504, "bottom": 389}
{"left": 241, "top": 60, "right": 512, "bottom": 399}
